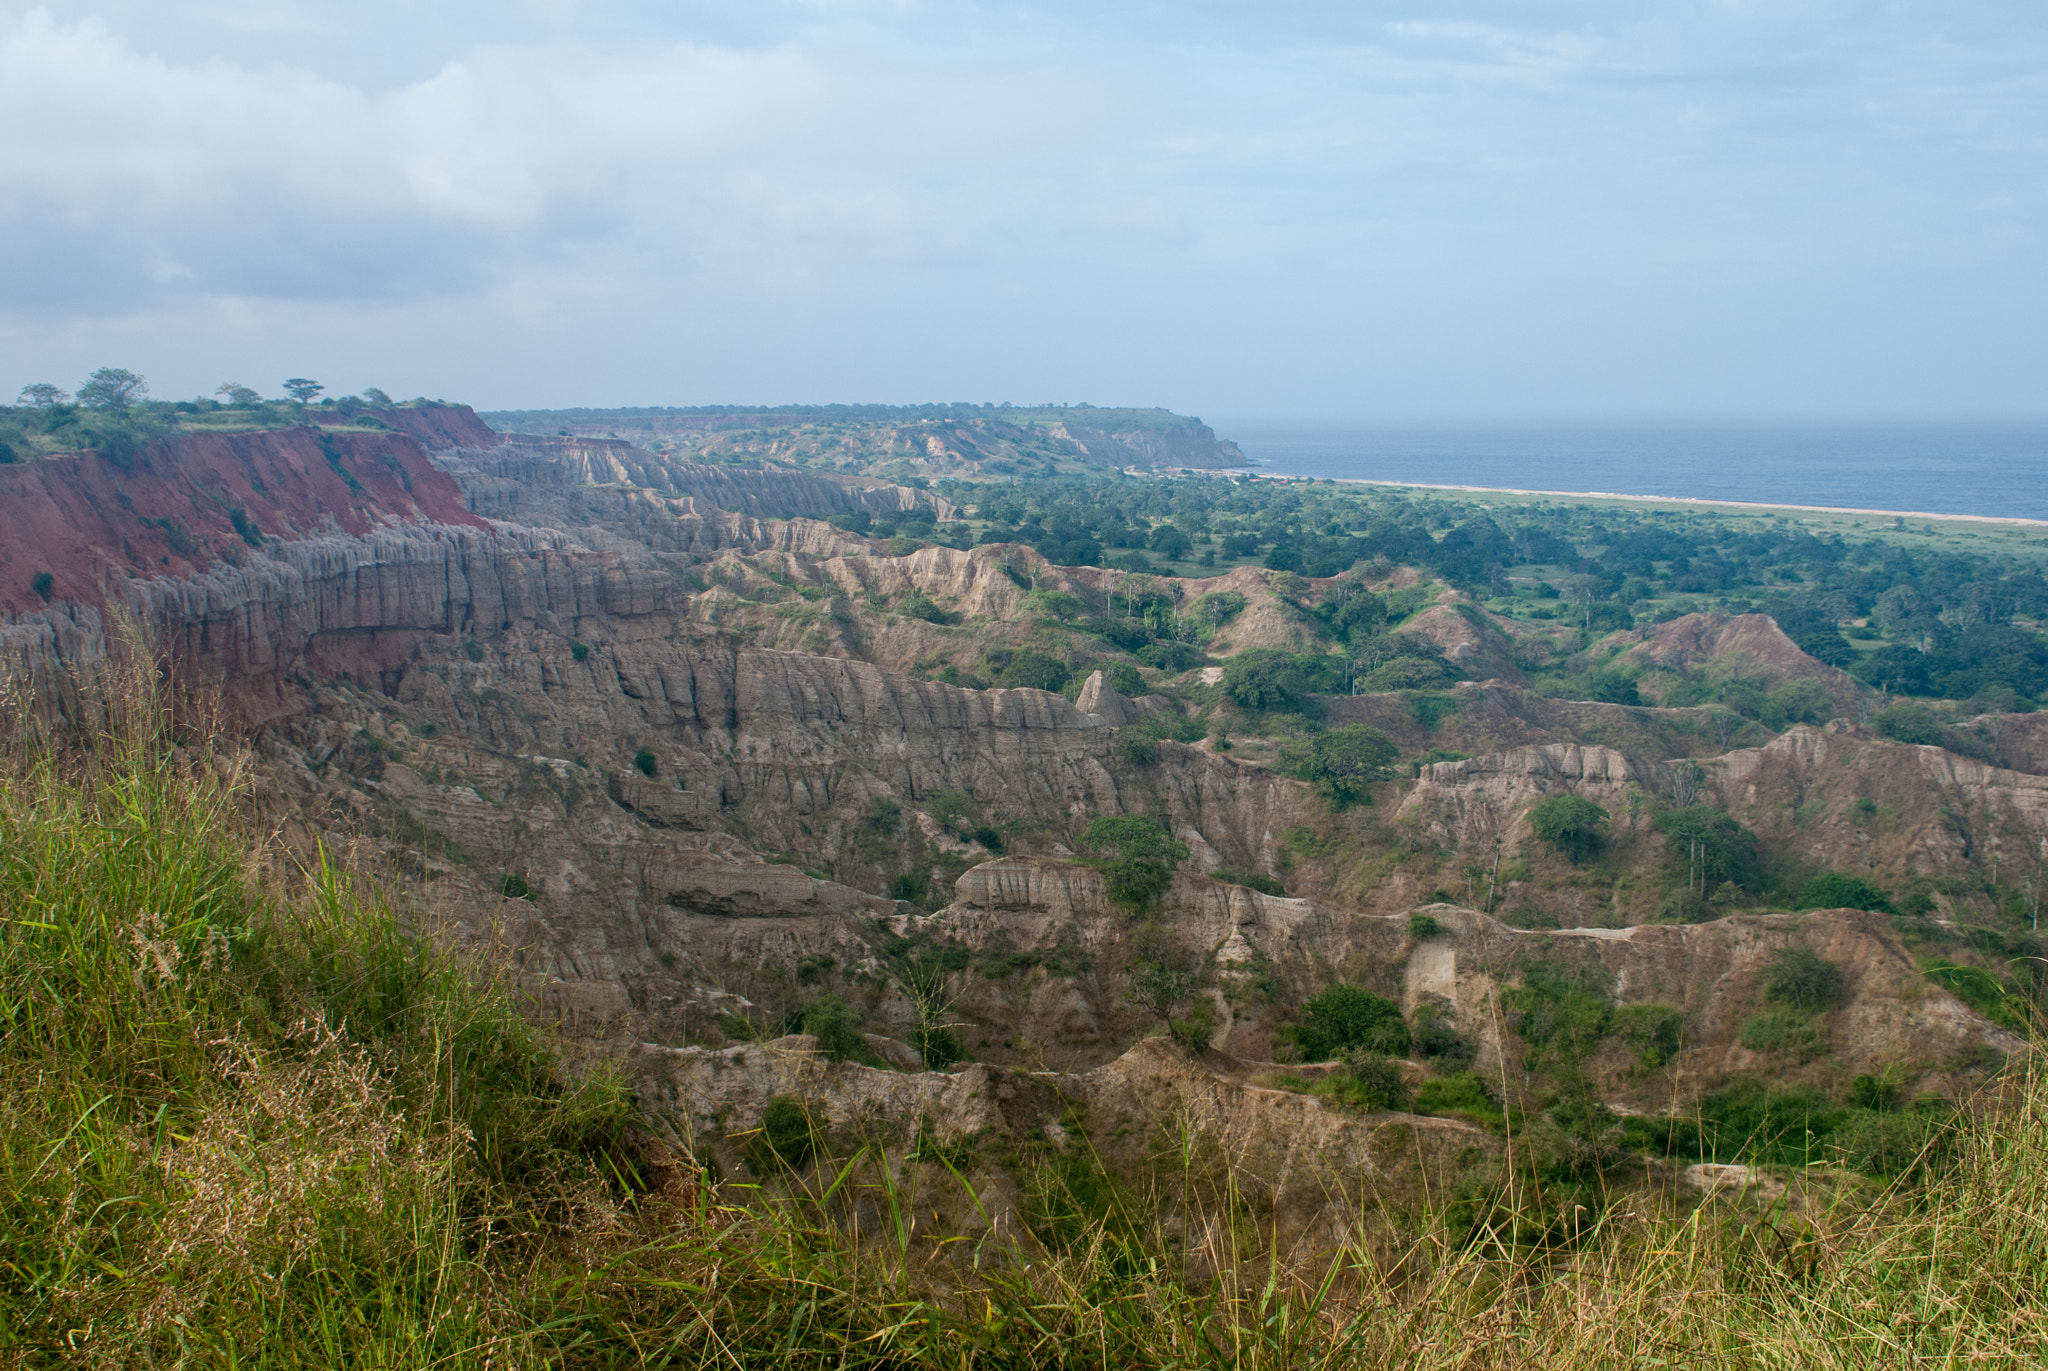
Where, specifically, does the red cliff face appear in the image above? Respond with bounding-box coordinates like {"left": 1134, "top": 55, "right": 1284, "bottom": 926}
{"left": 0, "top": 426, "right": 487, "bottom": 615}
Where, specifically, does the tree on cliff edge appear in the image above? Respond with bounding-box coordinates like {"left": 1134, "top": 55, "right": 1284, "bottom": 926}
{"left": 76, "top": 368, "right": 146, "bottom": 413}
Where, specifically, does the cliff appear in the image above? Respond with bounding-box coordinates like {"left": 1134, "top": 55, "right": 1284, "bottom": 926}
{"left": 0, "top": 425, "right": 481, "bottom": 616}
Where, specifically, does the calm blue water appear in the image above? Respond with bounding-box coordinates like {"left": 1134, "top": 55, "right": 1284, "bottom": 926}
{"left": 1222, "top": 423, "right": 2048, "bottom": 521}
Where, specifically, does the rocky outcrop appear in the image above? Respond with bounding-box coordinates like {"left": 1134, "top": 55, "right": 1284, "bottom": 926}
{"left": 1052, "top": 418, "right": 1246, "bottom": 470}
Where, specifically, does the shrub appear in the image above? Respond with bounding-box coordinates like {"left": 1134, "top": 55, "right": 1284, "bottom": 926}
{"left": 1116, "top": 734, "right": 1158, "bottom": 766}
{"left": 1503, "top": 959, "right": 1614, "bottom": 1070}
{"left": 1081, "top": 814, "right": 1190, "bottom": 910}
{"left": 1285, "top": 985, "right": 1408, "bottom": 1062}
{"left": 1106, "top": 661, "right": 1146, "bottom": 696}
{"left": 1315, "top": 1053, "right": 1413, "bottom": 1113}
{"left": 1278, "top": 724, "right": 1398, "bottom": 806}
{"left": 1527, "top": 794, "right": 1609, "bottom": 864}
{"left": 1614, "top": 1003, "right": 1684, "bottom": 1068}
{"left": 754, "top": 1095, "right": 819, "bottom": 1170}
{"left": 30, "top": 570, "right": 53, "bottom": 601}
{"left": 1210, "top": 865, "right": 1285, "bottom": 896}
{"left": 801, "top": 995, "right": 874, "bottom": 1063}
{"left": 499, "top": 872, "right": 534, "bottom": 900}
{"left": 1655, "top": 804, "right": 1762, "bottom": 891}
{"left": 1169, "top": 1001, "right": 1218, "bottom": 1052}
{"left": 1872, "top": 702, "right": 1945, "bottom": 746}
{"left": 1738, "top": 1010, "right": 1828, "bottom": 1061}
{"left": 571, "top": 641, "right": 590, "bottom": 662}
{"left": 1220, "top": 648, "right": 1311, "bottom": 712}
{"left": 1762, "top": 944, "right": 1847, "bottom": 1010}
{"left": 995, "top": 649, "right": 1071, "bottom": 693}
{"left": 1416, "top": 1071, "right": 1501, "bottom": 1126}
{"left": 1408, "top": 912, "right": 1443, "bottom": 939}
{"left": 1190, "top": 590, "right": 1245, "bottom": 631}
{"left": 1830, "top": 1105, "right": 1956, "bottom": 1179}
{"left": 1407, "top": 999, "right": 1474, "bottom": 1064}
{"left": 1652, "top": 887, "right": 1714, "bottom": 923}
{"left": 633, "top": 747, "right": 658, "bottom": 778}
{"left": 1796, "top": 871, "right": 1895, "bottom": 912}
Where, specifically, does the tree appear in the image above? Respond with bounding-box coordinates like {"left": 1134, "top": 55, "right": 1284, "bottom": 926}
{"left": 1655, "top": 804, "right": 1760, "bottom": 893}
{"left": 1281, "top": 724, "right": 1398, "bottom": 806}
{"left": 1220, "top": 648, "right": 1310, "bottom": 713}
{"left": 76, "top": 367, "right": 147, "bottom": 412}
{"left": 1762, "top": 945, "right": 1846, "bottom": 1011}
{"left": 1081, "top": 814, "right": 1190, "bottom": 910}
{"left": 360, "top": 386, "right": 394, "bottom": 406}
{"left": 1122, "top": 953, "right": 1213, "bottom": 1047}
{"left": 1795, "top": 872, "right": 1894, "bottom": 913}
{"left": 215, "top": 382, "right": 263, "bottom": 407}
{"left": 1149, "top": 524, "right": 1193, "bottom": 560}
{"left": 1027, "top": 589, "right": 1085, "bottom": 623}
{"left": 282, "top": 378, "right": 325, "bottom": 404}
{"left": 1283, "top": 985, "right": 1409, "bottom": 1061}
{"left": 1527, "top": 794, "right": 1609, "bottom": 864}
{"left": 16, "top": 383, "right": 67, "bottom": 408}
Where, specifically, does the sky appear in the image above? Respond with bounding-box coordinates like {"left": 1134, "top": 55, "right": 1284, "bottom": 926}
{"left": 0, "top": 1, "right": 2042, "bottom": 421}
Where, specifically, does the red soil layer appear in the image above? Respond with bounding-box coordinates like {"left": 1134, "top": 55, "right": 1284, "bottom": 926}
{"left": 315, "top": 404, "right": 504, "bottom": 450}
{"left": 0, "top": 426, "right": 488, "bottom": 616}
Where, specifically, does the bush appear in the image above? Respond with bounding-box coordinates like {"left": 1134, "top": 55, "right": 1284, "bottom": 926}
{"left": 1210, "top": 865, "right": 1285, "bottom": 896}
{"left": 1654, "top": 805, "right": 1762, "bottom": 891}
{"left": 1416, "top": 1071, "right": 1501, "bottom": 1126}
{"left": 1872, "top": 702, "right": 1946, "bottom": 746}
{"left": 1614, "top": 1003, "right": 1684, "bottom": 1068}
{"left": 1081, "top": 814, "right": 1190, "bottom": 910}
{"left": 1106, "top": 661, "right": 1146, "bottom": 696}
{"left": 1285, "top": 985, "right": 1408, "bottom": 1062}
{"left": 1314, "top": 1053, "right": 1413, "bottom": 1113}
{"left": 571, "top": 641, "right": 591, "bottom": 662}
{"left": 1407, "top": 999, "right": 1474, "bottom": 1064}
{"left": 1738, "top": 1010, "right": 1828, "bottom": 1061}
{"left": 1762, "top": 944, "right": 1847, "bottom": 1010}
{"left": 1652, "top": 887, "right": 1714, "bottom": 923}
{"left": 754, "top": 1095, "right": 819, "bottom": 1170}
{"left": 1830, "top": 1105, "right": 1956, "bottom": 1179}
{"left": 995, "top": 649, "right": 1071, "bottom": 693}
{"left": 802, "top": 995, "right": 875, "bottom": 1063}
{"left": 633, "top": 747, "right": 658, "bottom": 778}
{"left": 499, "top": 872, "right": 534, "bottom": 900}
{"left": 1220, "top": 648, "right": 1312, "bottom": 713}
{"left": 1797, "top": 871, "right": 1894, "bottom": 912}
{"left": 1408, "top": 912, "right": 1443, "bottom": 939}
{"left": 30, "top": 570, "right": 53, "bottom": 601}
{"left": 1169, "top": 1001, "right": 1218, "bottom": 1052}
{"left": 1527, "top": 794, "right": 1608, "bottom": 864}
{"left": 1277, "top": 724, "right": 1398, "bottom": 806}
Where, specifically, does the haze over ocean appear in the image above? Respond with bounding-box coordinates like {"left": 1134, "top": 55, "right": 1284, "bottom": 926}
{"left": 1223, "top": 423, "right": 2048, "bottom": 522}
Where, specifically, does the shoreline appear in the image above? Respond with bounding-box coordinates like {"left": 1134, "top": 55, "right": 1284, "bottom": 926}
{"left": 1224, "top": 471, "right": 2048, "bottom": 529}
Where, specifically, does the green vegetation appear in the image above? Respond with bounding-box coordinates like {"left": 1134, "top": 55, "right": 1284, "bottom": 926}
{"left": 1079, "top": 814, "right": 1190, "bottom": 910}
{"left": 1527, "top": 793, "right": 1609, "bottom": 863}
{"left": 1797, "top": 871, "right": 1895, "bottom": 911}
{"left": 1282, "top": 985, "right": 1409, "bottom": 1062}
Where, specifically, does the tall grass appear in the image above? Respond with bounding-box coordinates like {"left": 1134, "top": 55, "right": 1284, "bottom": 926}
{"left": 1, "top": 666, "right": 2045, "bottom": 1366}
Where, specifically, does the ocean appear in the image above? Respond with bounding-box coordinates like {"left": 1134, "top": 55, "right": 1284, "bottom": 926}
{"left": 1220, "top": 422, "right": 2048, "bottom": 522}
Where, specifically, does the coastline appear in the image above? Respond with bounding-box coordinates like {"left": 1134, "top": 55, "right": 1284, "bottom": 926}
{"left": 1226, "top": 471, "right": 2048, "bottom": 529}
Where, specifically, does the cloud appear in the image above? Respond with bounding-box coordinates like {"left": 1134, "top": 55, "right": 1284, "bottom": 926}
{"left": 0, "top": 11, "right": 818, "bottom": 313}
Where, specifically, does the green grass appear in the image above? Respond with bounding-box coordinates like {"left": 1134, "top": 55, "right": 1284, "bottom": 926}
{"left": 7, "top": 667, "right": 2048, "bottom": 1366}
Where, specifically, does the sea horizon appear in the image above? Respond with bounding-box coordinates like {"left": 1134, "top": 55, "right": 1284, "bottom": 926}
{"left": 1214, "top": 420, "right": 2048, "bottom": 523}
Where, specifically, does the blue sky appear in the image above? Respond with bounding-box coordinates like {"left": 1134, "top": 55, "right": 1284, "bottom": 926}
{"left": 0, "top": 1, "right": 2041, "bottom": 419}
